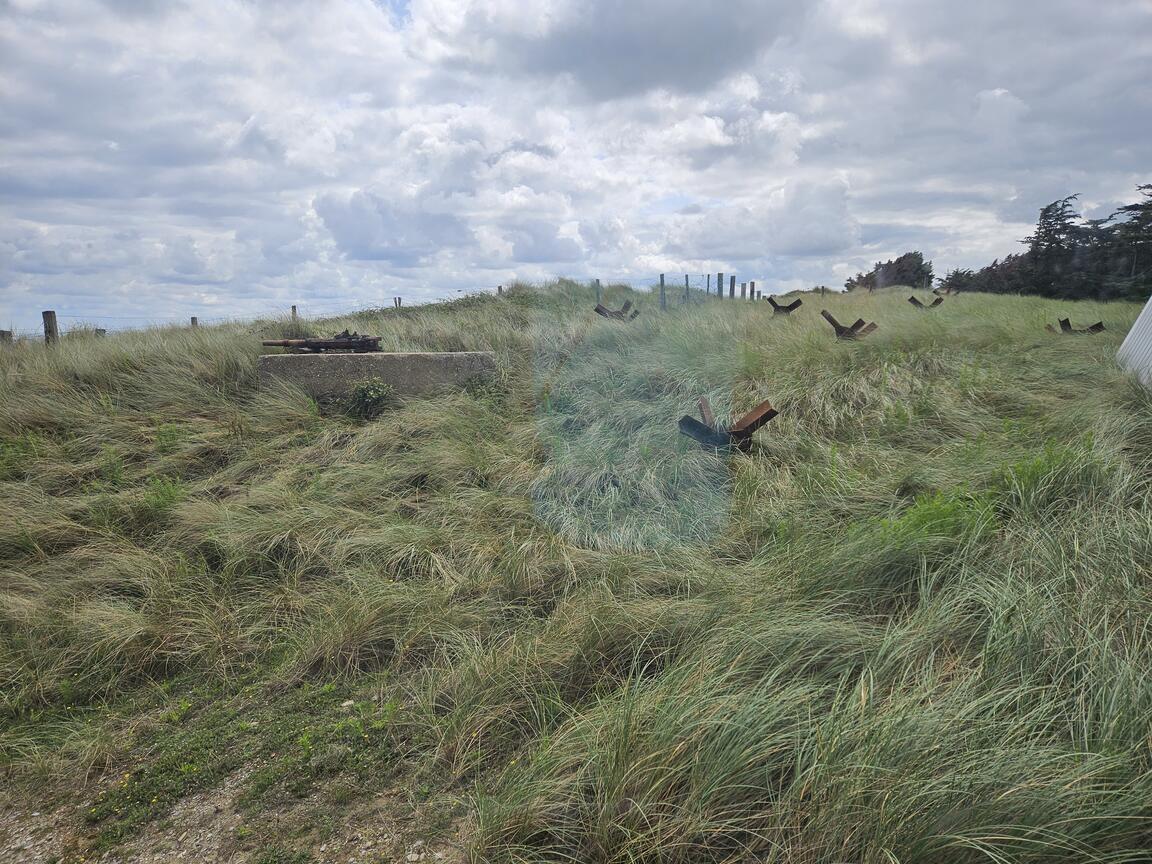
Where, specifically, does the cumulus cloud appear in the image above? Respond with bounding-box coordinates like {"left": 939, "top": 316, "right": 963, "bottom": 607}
{"left": 316, "top": 190, "right": 473, "bottom": 265}
{"left": 412, "top": 0, "right": 806, "bottom": 98}
{"left": 0, "top": 0, "right": 1150, "bottom": 329}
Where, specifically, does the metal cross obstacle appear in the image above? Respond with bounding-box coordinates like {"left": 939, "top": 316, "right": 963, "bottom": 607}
{"left": 821, "top": 310, "right": 878, "bottom": 340}
{"left": 678, "top": 396, "right": 779, "bottom": 452}
{"left": 1046, "top": 318, "right": 1105, "bottom": 335}
{"left": 767, "top": 296, "right": 803, "bottom": 315}
{"left": 594, "top": 300, "right": 640, "bottom": 321}
{"left": 908, "top": 294, "right": 944, "bottom": 309}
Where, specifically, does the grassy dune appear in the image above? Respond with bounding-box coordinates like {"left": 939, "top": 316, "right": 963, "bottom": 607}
{"left": 2, "top": 283, "right": 1152, "bottom": 862}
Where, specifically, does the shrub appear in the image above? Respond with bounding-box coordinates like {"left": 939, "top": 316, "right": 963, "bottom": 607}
{"left": 346, "top": 377, "right": 397, "bottom": 420}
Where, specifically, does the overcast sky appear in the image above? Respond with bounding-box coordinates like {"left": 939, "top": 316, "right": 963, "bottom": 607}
{"left": 1, "top": 0, "right": 1150, "bottom": 332}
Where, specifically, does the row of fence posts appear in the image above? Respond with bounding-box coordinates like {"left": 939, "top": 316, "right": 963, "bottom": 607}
{"left": 18, "top": 300, "right": 377, "bottom": 346}
{"left": 495, "top": 278, "right": 776, "bottom": 312}
{"left": 655, "top": 273, "right": 765, "bottom": 311}
{"left": 12, "top": 298, "right": 388, "bottom": 347}
{"left": 11, "top": 282, "right": 830, "bottom": 346}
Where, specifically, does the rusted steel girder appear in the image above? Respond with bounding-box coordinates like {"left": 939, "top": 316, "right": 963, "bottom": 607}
{"left": 594, "top": 300, "right": 640, "bottom": 321}
{"left": 821, "top": 310, "right": 878, "bottom": 340}
{"left": 678, "top": 396, "right": 778, "bottom": 452}
{"left": 1045, "top": 318, "right": 1105, "bottom": 335}
{"left": 767, "top": 296, "right": 803, "bottom": 315}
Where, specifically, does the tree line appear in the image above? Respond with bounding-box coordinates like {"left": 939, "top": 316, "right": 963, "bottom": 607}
{"left": 844, "top": 184, "right": 1152, "bottom": 301}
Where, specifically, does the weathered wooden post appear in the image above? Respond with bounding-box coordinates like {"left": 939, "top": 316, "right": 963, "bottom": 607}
{"left": 594, "top": 279, "right": 601, "bottom": 305}
{"left": 684, "top": 274, "right": 690, "bottom": 304}
{"left": 659, "top": 274, "right": 666, "bottom": 311}
{"left": 497, "top": 284, "right": 503, "bottom": 295}
{"left": 291, "top": 304, "right": 298, "bottom": 322}
{"left": 42, "top": 310, "right": 58, "bottom": 346}
{"left": 191, "top": 316, "right": 199, "bottom": 328}
{"left": 717, "top": 272, "right": 724, "bottom": 299}
{"left": 750, "top": 281, "right": 756, "bottom": 301}
{"left": 706, "top": 274, "right": 711, "bottom": 294}
{"left": 740, "top": 282, "right": 747, "bottom": 299}
{"left": 729, "top": 275, "right": 735, "bottom": 298}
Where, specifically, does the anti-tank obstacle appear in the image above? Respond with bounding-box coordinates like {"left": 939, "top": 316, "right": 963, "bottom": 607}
{"left": 594, "top": 300, "right": 640, "bottom": 321}
{"left": 678, "top": 396, "right": 778, "bottom": 452}
{"left": 908, "top": 295, "right": 944, "bottom": 309}
{"left": 821, "top": 310, "right": 878, "bottom": 340}
{"left": 1045, "top": 318, "right": 1105, "bottom": 335}
{"left": 767, "top": 296, "right": 803, "bottom": 315}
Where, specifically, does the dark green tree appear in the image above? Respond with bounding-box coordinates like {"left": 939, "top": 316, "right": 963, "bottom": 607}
{"left": 844, "top": 251, "right": 933, "bottom": 292}
{"left": 1115, "top": 184, "right": 1152, "bottom": 287}
{"left": 943, "top": 185, "right": 1152, "bottom": 300}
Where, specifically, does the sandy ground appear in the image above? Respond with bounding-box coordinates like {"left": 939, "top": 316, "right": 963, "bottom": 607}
{"left": 0, "top": 772, "right": 468, "bottom": 864}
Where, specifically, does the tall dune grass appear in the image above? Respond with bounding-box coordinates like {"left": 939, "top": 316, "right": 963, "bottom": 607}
{"left": 2, "top": 283, "right": 1151, "bottom": 860}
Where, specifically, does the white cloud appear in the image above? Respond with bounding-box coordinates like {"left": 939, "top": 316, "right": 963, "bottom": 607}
{"left": 0, "top": 0, "right": 1150, "bottom": 329}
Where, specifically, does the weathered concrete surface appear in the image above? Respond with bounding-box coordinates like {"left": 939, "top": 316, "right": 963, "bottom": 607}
{"left": 258, "top": 351, "right": 497, "bottom": 400}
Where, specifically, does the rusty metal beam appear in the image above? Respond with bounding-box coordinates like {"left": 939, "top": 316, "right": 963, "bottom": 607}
{"left": 678, "top": 415, "right": 733, "bottom": 449}
{"left": 697, "top": 396, "right": 715, "bottom": 428}
{"left": 729, "top": 399, "right": 778, "bottom": 439}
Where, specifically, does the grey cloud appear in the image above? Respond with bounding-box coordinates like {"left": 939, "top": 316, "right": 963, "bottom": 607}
{"left": 503, "top": 0, "right": 806, "bottom": 98}
{"left": 509, "top": 221, "right": 583, "bottom": 263}
{"left": 668, "top": 180, "right": 858, "bottom": 260}
{"left": 315, "top": 190, "right": 473, "bottom": 265}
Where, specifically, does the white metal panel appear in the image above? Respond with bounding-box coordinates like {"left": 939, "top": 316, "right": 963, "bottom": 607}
{"left": 1117, "top": 296, "right": 1152, "bottom": 386}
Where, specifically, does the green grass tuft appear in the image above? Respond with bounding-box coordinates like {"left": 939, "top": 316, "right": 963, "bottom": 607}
{"left": 2, "top": 284, "right": 1152, "bottom": 861}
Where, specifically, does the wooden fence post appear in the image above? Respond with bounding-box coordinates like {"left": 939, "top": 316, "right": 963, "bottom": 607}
{"left": 659, "top": 274, "right": 666, "bottom": 311}
{"left": 42, "top": 310, "right": 58, "bottom": 346}
{"left": 594, "top": 279, "right": 601, "bottom": 305}
{"left": 717, "top": 272, "right": 724, "bottom": 299}
{"left": 740, "top": 282, "right": 747, "bottom": 299}
{"left": 750, "top": 281, "right": 756, "bottom": 301}
{"left": 729, "top": 275, "right": 735, "bottom": 298}
{"left": 497, "top": 284, "right": 503, "bottom": 295}
{"left": 706, "top": 274, "right": 711, "bottom": 294}
{"left": 191, "top": 316, "right": 199, "bottom": 328}
{"left": 291, "top": 304, "right": 297, "bottom": 322}
{"left": 684, "top": 274, "right": 690, "bottom": 304}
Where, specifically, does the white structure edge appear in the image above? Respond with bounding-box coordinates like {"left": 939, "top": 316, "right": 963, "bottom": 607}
{"left": 1117, "top": 296, "right": 1152, "bottom": 386}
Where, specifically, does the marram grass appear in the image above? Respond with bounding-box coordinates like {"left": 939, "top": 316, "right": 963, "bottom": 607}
{"left": 2, "top": 283, "right": 1152, "bottom": 862}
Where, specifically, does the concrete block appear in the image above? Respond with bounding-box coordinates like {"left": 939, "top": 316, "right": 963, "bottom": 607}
{"left": 258, "top": 351, "right": 497, "bottom": 400}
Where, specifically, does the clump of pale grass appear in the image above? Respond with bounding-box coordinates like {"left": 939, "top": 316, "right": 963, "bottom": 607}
{"left": 2, "top": 285, "right": 1152, "bottom": 861}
